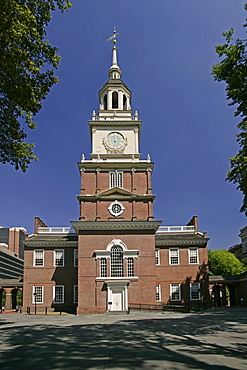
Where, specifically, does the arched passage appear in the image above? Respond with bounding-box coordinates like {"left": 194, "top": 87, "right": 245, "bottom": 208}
{"left": 228, "top": 283, "right": 236, "bottom": 306}
{"left": 0, "top": 289, "right": 6, "bottom": 311}
{"left": 212, "top": 285, "right": 221, "bottom": 307}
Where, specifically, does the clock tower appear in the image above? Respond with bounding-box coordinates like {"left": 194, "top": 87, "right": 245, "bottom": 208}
{"left": 72, "top": 30, "right": 161, "bottom": 314}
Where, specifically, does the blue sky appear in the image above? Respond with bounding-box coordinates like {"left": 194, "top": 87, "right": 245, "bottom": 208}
{"left": 1, "top": 0, "right": 247, "bottom": 249}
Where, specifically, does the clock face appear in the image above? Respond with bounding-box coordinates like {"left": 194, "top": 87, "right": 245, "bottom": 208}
{"left": 106, "top": 132, "right": 125, "bottom": 149}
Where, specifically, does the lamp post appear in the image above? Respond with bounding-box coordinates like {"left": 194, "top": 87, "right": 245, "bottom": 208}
{"left": 198, "top": 288, "right": 201, "bottom": 311}
{"left": 33, "top": 292, "right": 37, "bottom": 315}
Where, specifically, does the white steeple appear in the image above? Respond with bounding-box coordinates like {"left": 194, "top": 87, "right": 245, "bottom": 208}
{"left": 107, "top": 28, "right": 122, "bottom": 80}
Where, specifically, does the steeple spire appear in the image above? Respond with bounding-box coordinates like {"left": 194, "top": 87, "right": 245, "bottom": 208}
{"left": 106, "top": 28, "right": 121, "bottom": 79}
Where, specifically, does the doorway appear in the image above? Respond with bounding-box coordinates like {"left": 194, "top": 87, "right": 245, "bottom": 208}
{"left": 107, "top": 280, "right": 129, "bottom": 312}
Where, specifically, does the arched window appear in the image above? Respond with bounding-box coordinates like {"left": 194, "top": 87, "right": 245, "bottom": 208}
{"left": 112, "top": 91, "right": 118, "bottom": 109}
{"left": 123, "top": 94, "right": 127, "bottom": 110}
{"left": 103, "top": 94, "right": 107, "bottom": 110}
{"left": 111, "top": 246, "right": 123, "bottom": 277}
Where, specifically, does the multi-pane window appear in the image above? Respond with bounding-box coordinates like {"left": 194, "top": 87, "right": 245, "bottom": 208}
{"left": 54, "top": 249, "right": 64, "bottom": 267}
{"left": 169, "top": 248, "right": 179, "bottom": 265}
{"left": 156, "top": 284, "right": 161, "bottom": 301}
{"left": 110, "top": 171, "right": 123, "bottom": 188}
{"left": 155, "top": 249, "right": 160, "bottom": 265}
{"left": 34, "top": 250, "right": 44, "bottom": 267}
{"left": 32, "top": 286, "right": 43, "bottom": 304}
{"left": 190, "top": 283, "right": 200, "bottom": 300}
{"left": 74, "top": 249, "right": 78, "bottom": 267}
{"left": 127, "top": 257, "right": 134, "bottom": 277}
{"left": 189, "top": 248, "right": 199, "bottom": 264}
{"left": 100, "top": 258, "right": 107, "bottom": 277}
{"left": 170, "top": 283, "right": 181, "bottom": 301}
{"left": 110, "top": 246, "right": 123, "bottom": 277}
{"left": 74, "top": 285, "right": 78, "bottom": 303}
{"left": 53, "top": 286, "right": 64, "bottom": 303}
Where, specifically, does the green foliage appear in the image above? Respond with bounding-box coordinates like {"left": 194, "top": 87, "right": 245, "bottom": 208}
{"left": 212, "top": 3, "right": 247, "bottom": 215}
{"left": 208, "top": 249, "right": 246, "bottom": 276}
{"left": 16, "top": 290, "right": 22, "bottom": 307}
{"left": 1, "top": 291, "right": 6, "bottom": 307}
{"left": 0, "top": 0, "right": 72, "bottom": 172}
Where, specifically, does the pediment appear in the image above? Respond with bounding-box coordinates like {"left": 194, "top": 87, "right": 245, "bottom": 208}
{"left": 96, "top": 187, "right": 138, "bottom": 197}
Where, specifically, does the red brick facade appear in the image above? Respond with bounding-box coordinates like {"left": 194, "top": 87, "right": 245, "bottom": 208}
{"left": 22, "top": 39, "right": 210, "bottom": 314}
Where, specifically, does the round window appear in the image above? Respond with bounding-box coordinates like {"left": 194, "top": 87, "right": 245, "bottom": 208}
{"left": 108, "top": 200, "right": 125, "bottom": 217}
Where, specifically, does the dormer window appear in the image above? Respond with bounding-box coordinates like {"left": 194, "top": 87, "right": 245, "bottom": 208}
{"left": 112, "top": 91, "right": 118, "bottom": 108}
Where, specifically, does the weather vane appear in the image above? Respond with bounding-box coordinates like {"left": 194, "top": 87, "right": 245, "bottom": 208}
{"left": 106, "top": 27, "right": 119, "bottom": 44}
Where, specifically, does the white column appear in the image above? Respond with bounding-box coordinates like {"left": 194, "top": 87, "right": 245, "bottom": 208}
{"left": 118, "top": 91, "right": 123, "bottom": 110}
{"left": 91, "top": 128, "right": 96, "bottom": 153}
{"left": 124, "top": 285, "right": 128, "bottom": 311}
{"left": 107, "top": 286, "right": 111, "bottom": 311}
{"left": 134, "top": 129, "right": 139, "bottom": 153}
{"left": 107, "top": 91, "right": 112, "bottom": 110}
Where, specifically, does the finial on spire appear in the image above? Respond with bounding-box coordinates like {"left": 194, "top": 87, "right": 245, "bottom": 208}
{"left": 106, "top": 27, "right": 119, "bottom": 45}
{"left": 107, "top": 28, "right": 121, "bottom": 79}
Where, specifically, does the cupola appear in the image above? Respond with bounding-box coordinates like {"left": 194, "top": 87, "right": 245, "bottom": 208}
{"left": 98, "top": 29, "right": 132, "bottom": 112}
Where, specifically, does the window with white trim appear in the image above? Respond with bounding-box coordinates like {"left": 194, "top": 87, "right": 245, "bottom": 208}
{"left": 53, "top": 285, "right": 64, "bottom": 303}
{"left": 100, "top": 258, "right": 107, "bottom": 277}
{"left": 127, "top": 257, "right": 134, "bottom": 277}
{"left": 190, "top": 283, "right": 200, "bottom": 300}
{"left": 169, "top": 248, "right": 179, "bottom": 265}
{"left": 155, "top": 249, "right": 160, "bottom": 265}
{"left": 74, "top": 285, "right": 78, "bottom": 303}
{"left": 32, "top": 286, "right": 43, "bottom": 304}
{"left": 74, "top": 249, "right": 78, "bottom": 267}
{"left": 110, "top": 246, "right": 123, "bottom": 277}
{"left": 189, "top": 248, "right": 199, "bottom": 264}
{"left": 110, "top": 171, "right": 123, "bottom": 188}
{"left": 156, "top": 284, "right": 161, "bottom": 301}
{"left": 34, "top": 250, "right": 44, "bottom": 267}
{"left": 54, "top": 249, "right": 64, "bottom": 267}
{"left": 170, "top": 283, "right": 181, "bottom": 301}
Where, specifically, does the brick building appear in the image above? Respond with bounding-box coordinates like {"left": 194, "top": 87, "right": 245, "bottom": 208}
{"left": 0, "top": 227, "right": 26, "bottom": 311}
{"left": 23, "top": 32, "right": 209, "bottom": 314}
{"left": 228, "top": 226, "right": 247, "bottom": 264}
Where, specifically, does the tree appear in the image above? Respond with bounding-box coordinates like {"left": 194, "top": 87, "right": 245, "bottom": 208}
{"left": 212, "top": 3, "right": 247, "bottom": 216}
{"left": 0, "top": 0, "right": 72, "bottom": 172}
{"left": 208, "top": 249, "right": 246, "bottom": 276}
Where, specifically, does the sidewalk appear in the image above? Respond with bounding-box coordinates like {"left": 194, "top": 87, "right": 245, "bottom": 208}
{"left": 0, "top": 307, "right": 246, "bottom": 369}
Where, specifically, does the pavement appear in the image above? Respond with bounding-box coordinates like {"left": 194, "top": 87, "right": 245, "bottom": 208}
{"left": 0, "top": 307, "right": 247, "bottom": 369}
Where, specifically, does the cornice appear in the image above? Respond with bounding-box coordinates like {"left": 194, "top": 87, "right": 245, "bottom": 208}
{"left": 76, "top": 193, "right": 156, "bottom": 201}
{"left": 78, "top": 161, "right": 154, "bottom": 171}
{"left": 155, "top": 239, "right": 207, "bottom": 246}
{"left": 71, "top": 220, "right": 162, "bottom": 233}
{"left": 88, "top": 120, "right": 142, "bottom": 128}
{"left": 24, "top": 239, "right": 78, "bottom": 248}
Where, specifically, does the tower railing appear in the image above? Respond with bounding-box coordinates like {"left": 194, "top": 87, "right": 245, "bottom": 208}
{"left": 91, "top": 115, "right": 139, "bottom": 121}
{"left": 37, "top": 227, "right": 75, "bottom": 234}
{"left": 157, "top": 226, "right": 195, "bottom": 233}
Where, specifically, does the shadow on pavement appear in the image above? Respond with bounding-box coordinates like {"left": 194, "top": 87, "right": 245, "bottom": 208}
{"left": 0, "top": 307, "right": 246, "bottom": 369}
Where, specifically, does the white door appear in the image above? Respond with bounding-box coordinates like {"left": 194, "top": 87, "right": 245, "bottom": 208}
{"left": 112, "top": 290, "right": 122, "bottom": 311}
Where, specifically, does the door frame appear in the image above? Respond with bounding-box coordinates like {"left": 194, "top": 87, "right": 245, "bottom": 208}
{"left": 106, "top": 280, "right": 129, "bottom": 312}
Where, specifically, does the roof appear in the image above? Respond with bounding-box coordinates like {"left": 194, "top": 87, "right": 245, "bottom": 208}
{"left": 24, "top": 233, "right": 78, "bottom": 247}
{"left": 0, "top": 278, "right": 23, "bottom": 287}
{"left": 209, "top": 270, "right": 247, "bottom": 283}
{"left": 156, "top": 231, "right": 208, "bottom": 246}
